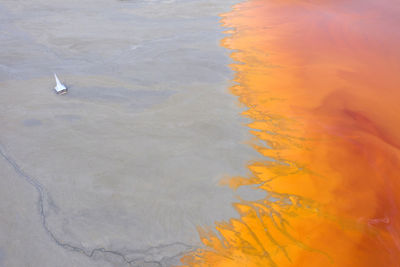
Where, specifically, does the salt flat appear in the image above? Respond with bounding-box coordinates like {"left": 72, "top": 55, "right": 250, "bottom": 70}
{"left": 0, "top": 0, "right": 258, "bottom": 266}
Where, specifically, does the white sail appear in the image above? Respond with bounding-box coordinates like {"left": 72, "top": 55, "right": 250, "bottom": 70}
{"left": 54, "top": 73, "right": 67, "bottom": 94}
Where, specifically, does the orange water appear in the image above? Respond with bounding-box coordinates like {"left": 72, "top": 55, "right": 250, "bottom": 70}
{"left": 181, "top": 0, "right": 400, "bottom": 266}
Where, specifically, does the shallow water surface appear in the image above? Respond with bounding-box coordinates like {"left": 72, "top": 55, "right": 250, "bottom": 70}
{"left": 0, "top": 0, "right": 257, "bottom": 266}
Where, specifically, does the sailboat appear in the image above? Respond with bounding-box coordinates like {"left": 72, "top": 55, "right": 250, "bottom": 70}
{"left": 54, "top": 73, "right": 68, "bottom": 95}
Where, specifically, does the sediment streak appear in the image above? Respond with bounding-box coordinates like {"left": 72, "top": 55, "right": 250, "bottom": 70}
{"left": 0, "top": 143, "right": 194, "bottom": 266}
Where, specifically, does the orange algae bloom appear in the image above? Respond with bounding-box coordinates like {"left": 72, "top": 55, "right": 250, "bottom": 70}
{"left": 181, "top": 0, "right": 400, "bottom": 266}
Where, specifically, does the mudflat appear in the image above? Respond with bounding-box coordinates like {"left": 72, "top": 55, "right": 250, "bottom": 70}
{"left": 0, "top": 0, "right": 258, "bottom": 266}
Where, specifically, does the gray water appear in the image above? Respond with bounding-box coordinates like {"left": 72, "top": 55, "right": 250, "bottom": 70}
{"left": 0, "top": 0, "right": 260, "bottom": 266}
